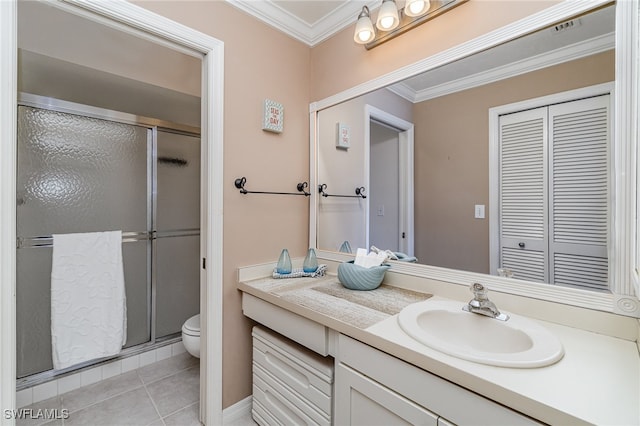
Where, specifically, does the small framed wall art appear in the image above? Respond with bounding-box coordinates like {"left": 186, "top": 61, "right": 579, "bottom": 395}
{"left": 262, "top": 99, "right": 284, "bottom": 133}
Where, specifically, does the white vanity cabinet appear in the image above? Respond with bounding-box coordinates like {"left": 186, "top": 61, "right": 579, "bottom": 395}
{"left": 336, "top": 363, "right": 440, "bottom": 425}
{"left": 239, "top": 273, "right": 640, "bottom": 425}
{"left": 251, "top": 326, "right": 334, "bottom": 426}
{"left": 336, "top": 334, "right": 542, "bottom": 426}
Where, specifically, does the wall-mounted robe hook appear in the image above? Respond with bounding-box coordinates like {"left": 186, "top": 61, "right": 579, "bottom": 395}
{"left": 234, "top": 177, "right": 310, "bottom": 196}
{"left": 318, "top": 184, "right": 366, "bottom": 199}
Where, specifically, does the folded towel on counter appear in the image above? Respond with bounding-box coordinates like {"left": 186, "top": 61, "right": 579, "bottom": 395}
{"left": 51, "top": 231, "right": 127, "bottom": 370}
{"left": 355, "top": 248, "right": 389, "bottom": 268}
{"left": 370, "top": 246, "right": 418, "bottom": 263}
{"left": 272, "top": 264, "right": 328, "bottom": 279}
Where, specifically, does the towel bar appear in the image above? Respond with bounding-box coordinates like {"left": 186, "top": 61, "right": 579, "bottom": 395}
{"left": 16, "top": 231, "right": 157, "bottom": 249}
{"left": 318, "top": 184, "right": 366, "bottom": 199}
{"left": 234, "top": 177, "right": 311, "bottom": 196}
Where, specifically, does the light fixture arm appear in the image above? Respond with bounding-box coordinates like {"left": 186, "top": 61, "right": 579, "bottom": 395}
{"left": 358, "top": 5, "right": 371, "bottom": 20}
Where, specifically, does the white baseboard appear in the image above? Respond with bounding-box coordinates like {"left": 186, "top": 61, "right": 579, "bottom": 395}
{"left": 222, "top": 395, "right": 252, "bottom": 424}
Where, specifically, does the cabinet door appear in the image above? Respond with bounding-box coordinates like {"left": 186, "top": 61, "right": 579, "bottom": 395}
{"left": 335, "top": 364, "right": 438, "bottom": 426}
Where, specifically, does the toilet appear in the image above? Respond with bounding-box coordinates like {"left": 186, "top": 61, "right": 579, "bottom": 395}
{"left": 181, "top": 314, "right": 200, "bottom": 358}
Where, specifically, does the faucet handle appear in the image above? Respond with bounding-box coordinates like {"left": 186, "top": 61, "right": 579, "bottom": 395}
{"left": 470, "top": 282, "right": 489, "bottom": 300}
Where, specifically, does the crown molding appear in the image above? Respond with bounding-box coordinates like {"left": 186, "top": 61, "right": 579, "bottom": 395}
{"left": 225, "top": 0, "right": 378, "bottom": 46}
{"left": 388, "top": 32, "right": 615, "bottom": 103}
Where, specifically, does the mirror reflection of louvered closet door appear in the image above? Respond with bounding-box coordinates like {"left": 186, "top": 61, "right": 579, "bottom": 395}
{"left": 498, "top": 95, "right": 610, "bottom": 291}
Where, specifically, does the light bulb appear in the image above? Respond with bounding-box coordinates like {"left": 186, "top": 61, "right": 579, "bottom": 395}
{"left": 405, "top": 0, "right": 430, "bottom": 17}
{"left": 357, "top": 29, "right": 372, "bottom": 43}
{"left": 376, "top": 0, "right": 399, "bottom": 31}
{"left": 379, "top": 16, "right": 395, "bottom": 29}
{"left": 353, "top": 6, "right": 375, "bottom": 44}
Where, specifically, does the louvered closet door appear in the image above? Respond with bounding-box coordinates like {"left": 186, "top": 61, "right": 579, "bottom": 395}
{"left": 498, "top": 108, "right": 548, "bottom": 283}
{"left": 549, "top": 96, "right": 609, "bottom": 291}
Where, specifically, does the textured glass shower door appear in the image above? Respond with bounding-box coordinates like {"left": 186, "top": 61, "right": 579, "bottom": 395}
{"left": 155, "top": 130, "right": 201, "bottom": 338}
{"left": 16, "top": 105, "right": 151, "bottom": 378}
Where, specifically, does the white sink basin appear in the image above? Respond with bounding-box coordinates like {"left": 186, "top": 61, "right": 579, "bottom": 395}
{"left": 397, "top": 299, "right": 564, "bottom": 368}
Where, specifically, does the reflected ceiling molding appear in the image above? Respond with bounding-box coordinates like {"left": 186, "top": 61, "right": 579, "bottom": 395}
{"left": 311, "top": 0, "right": 610, "bottom": 112}
{"left": 226, "top": 0, "right": 378, "bottom": 46}
{"left": 389, "top": 32, "right": 615, "bottom": 103}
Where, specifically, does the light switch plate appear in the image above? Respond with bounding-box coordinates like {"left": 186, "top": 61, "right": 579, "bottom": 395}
{"left": 474, "top": 204, "right": 485, "bottom": 219}
{"left": 336, "top": 122, "right": 350, "bottom": 149}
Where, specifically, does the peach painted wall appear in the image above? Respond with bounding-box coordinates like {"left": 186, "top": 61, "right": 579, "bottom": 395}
{"left": 133, "top": 1, "right": 310, "bottom": 408}
{"left": 310, "top": 0, "right": 561, "bottom": 101}
{"left": 413, "top": 51, "right": 614, "bottom": 273}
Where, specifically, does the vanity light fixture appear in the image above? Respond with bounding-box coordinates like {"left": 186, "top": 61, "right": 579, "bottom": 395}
{"left": 376, "top": 0, "right": 400, "bottom": 31}
{"left": 354, "top": 0, "right": 467, "bottom": 49}
{"left": 354, "top": 6, "right": 375, "bottom": 44}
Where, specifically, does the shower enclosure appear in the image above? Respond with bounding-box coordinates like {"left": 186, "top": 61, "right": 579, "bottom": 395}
{"left": 16, "top": 93, "right": 201, "bottom": 387}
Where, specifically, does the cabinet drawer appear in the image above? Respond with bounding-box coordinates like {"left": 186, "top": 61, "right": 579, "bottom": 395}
{"left": 253, "top": 373, "right": 330, "bottom": 426}
{"left": 243, "top": 294, "right": 329, "bottom": 355}
{"left": 252, "top": 399, "right": 279, "bottom": 426}
{"left": 253, "top": 326, "right": 334, "bottom": 379}
{"left": 253, "top": 341, "right": 332, "bottom": 413}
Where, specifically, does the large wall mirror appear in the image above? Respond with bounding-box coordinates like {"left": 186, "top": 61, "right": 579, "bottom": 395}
{"left": 311, "top": 1, "right": 640, "bottom": 317}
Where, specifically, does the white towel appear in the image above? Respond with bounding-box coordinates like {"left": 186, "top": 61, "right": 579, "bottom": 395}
{"left": 51, "top": 231, "right": 127, "bottom": 370}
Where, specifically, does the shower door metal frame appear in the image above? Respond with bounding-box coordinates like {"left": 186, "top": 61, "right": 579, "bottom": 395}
{"left": 151, "top": 126, "right": 202, "bottom": 346}
{"left": 16, "top": 93, "right": 200, "bottom": 390}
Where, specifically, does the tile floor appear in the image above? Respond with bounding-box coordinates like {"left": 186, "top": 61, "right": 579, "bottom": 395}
{"left": 226, "top": 412, "right": 257, "bottom": 426}
{"left": 17, "top": 352, "right": 201, "bottom": 426}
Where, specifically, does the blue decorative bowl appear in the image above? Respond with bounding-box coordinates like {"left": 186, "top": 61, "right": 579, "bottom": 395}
{"left": 393, "top": 252, "right": 418, "bottom": 263}
{"left": 337, "top": 261, "right": 390, "bottom": 291}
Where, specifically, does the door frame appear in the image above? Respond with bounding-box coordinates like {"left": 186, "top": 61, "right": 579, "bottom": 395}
{"left": 364, "top": 105, "right": 414, "bottom": 256}
{"left": 0, "top": 1, "right": 225, "bottom": 424}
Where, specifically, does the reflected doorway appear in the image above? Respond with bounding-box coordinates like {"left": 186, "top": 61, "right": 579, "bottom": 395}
{"left": 365, "top": 105, "right": 415, "bottom": 256}
{"left": 370, "top": 120, "right": 401, "bottom": 251}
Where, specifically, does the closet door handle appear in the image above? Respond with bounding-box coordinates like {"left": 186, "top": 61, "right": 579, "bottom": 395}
{"left": 518, "top": 242, "right": 525, "bottom": 248}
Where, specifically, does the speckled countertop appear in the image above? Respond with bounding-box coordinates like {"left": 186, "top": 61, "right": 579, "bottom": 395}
{"left": 241, "top": 274, "right": 431, "bottom": 329}
{"left": 238, "top": 272, "right": 640, "bottom": 426}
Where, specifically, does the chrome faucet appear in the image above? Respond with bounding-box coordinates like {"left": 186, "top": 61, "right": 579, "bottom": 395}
{"left": 462, "top": 283, "right": 509, "bottom": 321}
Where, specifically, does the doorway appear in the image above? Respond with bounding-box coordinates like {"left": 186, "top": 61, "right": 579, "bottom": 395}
{"left": 0, "top": 1, "right": 224, "bottom": 424}
{"left": 365, "top": 105, "right": 415, "bottom": 256}
{"left": 369, "top": 120, "right": 401, "bottom": 251}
